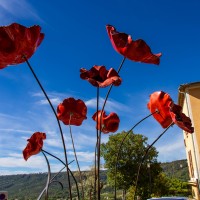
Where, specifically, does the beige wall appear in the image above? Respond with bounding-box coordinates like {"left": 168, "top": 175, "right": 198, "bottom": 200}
{"left": 179, "top": 83, "right": 200, "bottom": 200}
{"left": 189, "top": 88, "right": 200, "bottom": 157}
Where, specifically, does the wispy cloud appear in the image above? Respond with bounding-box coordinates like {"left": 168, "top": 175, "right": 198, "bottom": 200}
{"left": 156, "top": 133, "right": 186, "bottom": 162}
{"left": 39, "top": 98, "right": 62, "bottom": 105}
{"left": 32, "top": 91, "right": 71, "bottom": 106}
{"left": 0, "top": 88, "right": 187, "bottom": 175}
{"left": 85, "top": 97, "right": 131, "bottom": 113}
{"left": 0, "top": 155, "right": 44, "bottom": 169}
{"left": 33, "top": 92, "right": 131, "bottom": 116}
{"left": 68, "top": 151, "right": 95, "bottom": 162}
{"left": 0, "top": 0, "right": 43, "bottom": 24}
{"left": 0, "top": 128, "right": 32, "bottom": 134}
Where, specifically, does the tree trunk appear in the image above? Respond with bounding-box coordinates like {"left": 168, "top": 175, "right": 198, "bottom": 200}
{"left": 122, "top": 189, "right": 126, "bottom": 200}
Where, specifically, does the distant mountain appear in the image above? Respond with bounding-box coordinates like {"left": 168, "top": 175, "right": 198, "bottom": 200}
{"left": 0, "top": 159, "right": 189, "bottom": 199}
{"left": 161, "top": 159, "right": 189, "bottom": 181}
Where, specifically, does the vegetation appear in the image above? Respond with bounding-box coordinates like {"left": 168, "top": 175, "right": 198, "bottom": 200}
{"left": 0, "top": 129, "right": 191, "bottom": 199}
{"left": 161, "top": 159, "right": 190, "bottom": 181}
{"left": 101, "top": 131, "right": 162, "bottom": 199}
{"left": 100, "top": 131, "right": 191, "bottom": 199}
{"left": 0, "top": 160, "right": 191, "bottom": 199}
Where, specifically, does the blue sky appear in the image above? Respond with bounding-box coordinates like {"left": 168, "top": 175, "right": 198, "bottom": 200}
{"left": 0, "top": 0, "right": 200, "bottom": 175}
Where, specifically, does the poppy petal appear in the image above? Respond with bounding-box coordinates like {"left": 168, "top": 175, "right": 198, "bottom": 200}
{"left": 23, "top": 132, "right": 46, "bottom": 161}
{"left": 80, "top": 65, "right": 122, "bottom": 87}
{"left": 57, "top": 97, "right": 87, "bottom": 126}
{"left": 0, "top": 23, "right": 44, "bottom": 69}
{"left": 92, "top": 110, "right": 120, "bottom": 134}
{"left": 169, "top": 103, "right": 194, "bottom": 133}
{"left": 106, "top": 25, "right": 161, "bottom": 65}
{"left": 147, "top": 91, "right": 173, "bottom": 128}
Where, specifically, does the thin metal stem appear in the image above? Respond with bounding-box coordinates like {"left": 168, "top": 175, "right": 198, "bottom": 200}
{"left": 49, "top": 180, "right": 64, "bottom": 190}
{"left": 50, "top": 160, "right": 74, "bottom": 181}
{"left": 100, "top": 57, "right": 126, "bottom": 114}
{"left": 41, "top": 150, "right": 80, "bottom": 199}
{"left": 97, "top": 57, "right": 126, "bottom": 200}
{"left": 113, "top": 111, "right": 158, "bottom": 199}
{"left": 23, "top": 56, "right": 72, "bottom": 200}
{"left": 37, "top": 151, "right": 51, "bottom": 200}
{"left": 94, "top": 86, "right": 99, "bottom": 200}
{"left": 68, "top": 114, "right": 84, "bottom": 199}
{"left": 133, "top": 122, "right": 174, "bottom": 200}
{"left": 94, "top": 143, "right": 98, "bottom": 200}
{"left": 117, "top": 56, "right": 126, "bottom": 74}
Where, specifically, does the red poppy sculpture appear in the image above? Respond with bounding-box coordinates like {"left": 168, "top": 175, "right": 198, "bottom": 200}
{"left": 0, "top": 23, "right": 44, "bottom": 69}
{"left": 106, "top": 25, "right": 161, "bottom": 65}
{"left": 23, "top": 132, "right": 46, "bottom": 161}
{"left": 57, "top": 97, "right": 87, "bottom": 126}
{"left": 147, "top": 91, "right": 173, "bottom": 128}
{"left": 80, "top": 65, "right": 122, "bottom": 87}
{"left": 169, "top": 102, "right": 194, "bottom": 133}
{"left": 92, "top": 110, "right": 120, "bottom": 133}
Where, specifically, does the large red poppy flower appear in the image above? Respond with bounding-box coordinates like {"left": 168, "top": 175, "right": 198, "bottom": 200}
{"left": 169, "top": 102, "right": 194, "bottom": 133}
{"left": 106, "top": 25, "right": 161, "bottom": 65}
{"left": 23, "top": 132, "right": 46, "bottom": 161}
{"left": 57, "top": 97, "right": 87, "bottom": 126}
{"left": 147, "top": 91, "right": 173, "bottom": 128}
{"left": 80, "top": 65, "right": 122, "bottom": 87}
{"left": 92, "top": 110, "right": 120, "bottom": 133}
{"left": 0, "top": 23, "right": 44, "bottom": 69}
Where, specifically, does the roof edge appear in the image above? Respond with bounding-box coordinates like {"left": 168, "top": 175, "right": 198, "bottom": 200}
{"left": 178, "top": 82, "right": 200, "bottom": 107}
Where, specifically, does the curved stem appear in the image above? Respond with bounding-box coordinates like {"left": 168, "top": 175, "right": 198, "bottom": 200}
{"left": 50, "top": 159, "right": 74, "bottom": 181}
{"left": 49, "top": 180, "right": 64, "bottom": 190}
{"left": 117, "top": 56, "right": 126, "bottom": 74}
{"left": 97, "top": 57, "right": 126, "bottom": 200}
{"left": 96, "top": 87, "right": 101, "bottom": 200}
{"left": 37, "top": 151, "right": 51, "bottom": 200}
{"left": 94, "top": 142, "right": 98, "bottom": 200}
{"left": 68, "top": 114, "right": 84, "bottom": 199}
{"left": 94, "top": 86, "right": 99, "bottom": 200}
{"left": 38, "top": 163, "right": 75, "bottom": 199}
{"left": 41, "top": 149, "right": 80, "bottom": 200}
{"left": 114, "top": 111, "right": 158, "bottom": 199}
{"left": 23, "top": 56, "right": 72, "bottom": 200}
{"left": 101, "top": 56, "right": 126, "bottom": 113}
{"left": 133, "top": 122, "right": 174, "bottom": 200}
{"left": 99, "top": 57, "right": 126, "bottom": 117}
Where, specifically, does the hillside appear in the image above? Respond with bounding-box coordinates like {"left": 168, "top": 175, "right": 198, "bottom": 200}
{"left": 161, "top": 159, "right": 189, "bottom": 181}
{"left": 0, "top": 159, "right": 189, "bottom": 199}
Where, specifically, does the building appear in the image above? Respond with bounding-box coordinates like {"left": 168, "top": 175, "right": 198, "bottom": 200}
{"left": 178, "top": 82, "right": 200, "bottom": 200}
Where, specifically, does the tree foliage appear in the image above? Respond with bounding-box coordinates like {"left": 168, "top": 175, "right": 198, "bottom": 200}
{"left": 101, "top": 131, "right": 163, "bottom": 199}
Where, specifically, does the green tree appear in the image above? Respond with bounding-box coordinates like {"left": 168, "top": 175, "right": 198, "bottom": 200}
{"left": 151, "top": 173, "right": 171, "bottom": 197}
{"left": 168, "top": 178, "right": 191, "bottom": 197}
{"left": 126, "top": 173, "right": 171, "bottom": 200}
{"left": 101, "top": 131, "right": 163, "bottom": 199}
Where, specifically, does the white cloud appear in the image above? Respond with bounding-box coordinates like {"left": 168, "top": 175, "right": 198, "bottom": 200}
{"left": 0, "top": 0, "right": 43, "bottom": 24}
{"left": 0, "top": 113, "right": 24, "bottom": 121}
{"left": 156, "top": 133, "right": 186, "bottom": 162}
{"left": 0, "top": 88, "right": 188, "bottom": 175}
{"left": 85, "top": 97, "right": 130, "bottom": 113}
{"left": 45, "top": 130, "right": 98, "bottom": 152}
{"left": 32, "top": 91, "right": 71, "bottom": 106}
{"left": 32, "top": 92, "right": 131, "bottom": 118}
{"left": 68, "top": 151, "right": 95, "bottom": 162}
{"left": 0, "top": 128, "right": 32, "bottom": 134}
{"left": 0, "top": 155, "right": 44, "bottom": 169}
{"left": 38, "top": 98, "right": 62, "bottom": 106}
{"left": 45, "top": 138, "right": 63, "bottom": 148}
{"left": 0, "top": 151, "right": 93, "bottom": 175}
